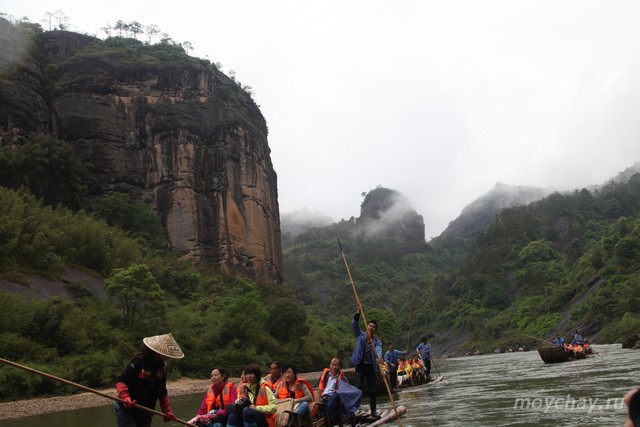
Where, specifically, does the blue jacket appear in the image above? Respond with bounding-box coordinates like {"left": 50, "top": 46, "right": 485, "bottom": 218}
{"left": 384, "top": 349, "right": 405, "bottom": 372}
{"left": 416, "top": 342, "right": 431, "bottom": 360}
{"left": 351, "top": 315, "right": 382, "bottom": 370}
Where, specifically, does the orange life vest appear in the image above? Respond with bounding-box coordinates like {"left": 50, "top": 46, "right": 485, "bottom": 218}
{"left": 264, "top": 374, "right": 282, "bottom": 392}
{"left": 276, "top": 377, "right": 313, "bottom": 400}
{"left": 205, "top": 382, "right": 235, "bottom": 412}
{"left": 238, "top": 382, "right": 276, "bottom": 427}
{"left": 318, "top": 368, "right": 343, "bottom": 394}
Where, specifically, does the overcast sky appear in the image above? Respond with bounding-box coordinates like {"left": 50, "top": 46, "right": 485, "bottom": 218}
{"left": 4, "top": 1, "right": 640, "bottom": 239}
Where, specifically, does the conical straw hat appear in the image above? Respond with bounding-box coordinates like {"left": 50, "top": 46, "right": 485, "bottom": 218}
{"left": 143, "top": 333, "right": 184, "bottom": 359}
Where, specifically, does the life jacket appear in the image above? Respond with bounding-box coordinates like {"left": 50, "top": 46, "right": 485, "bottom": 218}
{"left": 276, "top": 377, "right": 313, "bottom": 400}
{"left": 238, "top": 382, "right": 276, "bottom": 427}
{"left": 264, "top": 374, "right": 282, "bottom": 392}
{"left": 205, "top": 381, "right": 234, "bottom": 412}
{"left": 411, "top": 360, "right": 421, "bottom": 371}
{"left": 318, "top": 368, "right": 343, "bottom": 394}
{"left": 404, "top": 364, "right": 412, "bottom": 375}
{"left": 381, "top": 363, "right": 389, "bottom": 375}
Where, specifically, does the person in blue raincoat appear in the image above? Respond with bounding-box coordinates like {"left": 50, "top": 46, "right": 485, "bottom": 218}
{"left": 351, "top": 304, "right": 382, "bottom": 418}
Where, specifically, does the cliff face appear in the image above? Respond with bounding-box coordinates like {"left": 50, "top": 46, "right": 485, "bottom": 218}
{"left": 0, "top": 19, "right": 282, "bottom": 283}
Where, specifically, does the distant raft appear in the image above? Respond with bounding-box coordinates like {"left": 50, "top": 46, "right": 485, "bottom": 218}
{"left": 537, "top": 346, "right": 595, "bottom": 363}
{"left": 343, "top": 368, "right": 443, "bottom": 393}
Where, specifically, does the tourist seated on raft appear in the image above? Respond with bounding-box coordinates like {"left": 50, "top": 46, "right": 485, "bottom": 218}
{"left": 189, "top": 367, "right": 237, "bottom": 427}
{"left": 263, "top": 361, "right": 283, "bottom": 393}
{"left": 226, "top": 364, "right": 277, "bottom": 427}
{"left": 411, "top": 356, "right": 423, "bottom": 385}
{"left": 396, "top": 359, "right": 408, "bottom": 388}
{"left": 237, "top": 369, "right": 247, "bottom": 389}
{"left": 404, "top": 359, "right": 413, "bottom": 386}
{"left": 274, "top": 364, "right": 313, "bottom": 427}
{"left": 380, "top": 360, "right": 390, "bottom": 385}
{"left": 317, "top": 357, "right": 361, "bottom": 426}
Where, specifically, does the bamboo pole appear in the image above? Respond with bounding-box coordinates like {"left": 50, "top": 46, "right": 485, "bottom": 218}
{"left": 522, "top": 333, "right": 557, "bottom": 346}
{"left": 0, "top": 357, "right": 192, "bottom": 426}
{"left": 404, "top": 301, "right": 417, "bottom": 353}
{"left": 337, "top": 237, "right": 405, "bottom": 427}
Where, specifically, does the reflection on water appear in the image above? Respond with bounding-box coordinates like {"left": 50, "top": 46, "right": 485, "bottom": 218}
{"left": 0, "top": 344, "right": 637, "bottom": 426}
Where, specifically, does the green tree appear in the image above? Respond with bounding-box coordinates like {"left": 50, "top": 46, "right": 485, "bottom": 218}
{"left": 0, "top": 135, "right": 89, "bottom": 209}
{"left": 105, "top": 264, "right": 166, "bottom": 326}
{"left": 267, "top": 297, "right": 309, "bottom": 342}
{"left": 90, "top": 192, "right": 167, "bottom": 249}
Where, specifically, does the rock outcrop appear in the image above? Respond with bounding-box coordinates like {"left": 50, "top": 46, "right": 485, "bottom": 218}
{"left": 0, "top": 19, "right": 282, "bottom": 283}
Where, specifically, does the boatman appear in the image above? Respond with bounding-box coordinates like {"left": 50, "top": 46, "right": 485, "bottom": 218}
{"left": 572, "top": 330, "right": 584, "bottom": 346}
{"left": 351, "top": 303, "right": 382, "bottom": 419}
{"left": 114, "top": 333, "right": 184, "bottom": 427}
{"left": 552, "top": 335, "right": 565, "bottom": 346}
{"left": 416, "top": 337, "right": 432, "bottom": 380}
{"left": 383, "top": 343, "right": 405, "bottom": 391}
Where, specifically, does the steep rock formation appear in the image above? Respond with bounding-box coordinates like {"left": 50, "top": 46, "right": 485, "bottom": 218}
{"left": 0, "top": 19, "right": 282, "bottom": 283}
{"left": 358, "top": 186, "right": 425, "bottom": 245}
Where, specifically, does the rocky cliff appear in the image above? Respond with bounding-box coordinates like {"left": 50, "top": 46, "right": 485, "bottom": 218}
{"left": 0, "top": 19, "right": 282, "bottom": 283}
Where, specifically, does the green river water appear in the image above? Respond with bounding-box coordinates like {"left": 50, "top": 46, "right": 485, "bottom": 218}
{"left": 1, "top": 344, "right": 637, "bottom": 426}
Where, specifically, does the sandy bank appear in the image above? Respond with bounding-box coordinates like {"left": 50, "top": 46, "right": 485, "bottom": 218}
{"left": 0, "top": 377, "right": 211, "bottom": 421}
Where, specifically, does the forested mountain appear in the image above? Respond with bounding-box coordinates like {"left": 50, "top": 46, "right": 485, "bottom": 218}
{"left": 0, "top": 17, "right": 282, "bottom": 283}
{"left": 438, "top": 182, "right": 549, "bottom": 241}
{"left": 0, "top": 18, "right": 345, "bottom": 402}
{"left": 282, "top": 167, "right": 640, "bottom": 354}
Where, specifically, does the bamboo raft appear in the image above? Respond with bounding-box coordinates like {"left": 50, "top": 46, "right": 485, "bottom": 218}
{"left": 537, "top": 346, "right": 593, "bottom": 364}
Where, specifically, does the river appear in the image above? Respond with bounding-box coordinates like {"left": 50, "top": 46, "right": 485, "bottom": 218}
{"left": 0, "top": 344, "right": 636, "bottom": 426}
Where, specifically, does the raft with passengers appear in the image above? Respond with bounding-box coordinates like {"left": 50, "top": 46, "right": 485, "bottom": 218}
{"left": 537, "top": 331, "right": 596, "bottom": 364}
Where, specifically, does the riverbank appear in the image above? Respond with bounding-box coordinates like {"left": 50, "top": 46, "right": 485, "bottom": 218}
{"left": 0, "top": 371, "right": 328, "bottom": 421}
{"left": 0, "top": 377, "right": 212, "bottom": 421}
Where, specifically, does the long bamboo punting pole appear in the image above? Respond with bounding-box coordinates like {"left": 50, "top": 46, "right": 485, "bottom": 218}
{"left": 337, "top": 237, "right": 405, "bottom": 427}
{"left": 0, "top": 357, "right": 192, "bottom": 426}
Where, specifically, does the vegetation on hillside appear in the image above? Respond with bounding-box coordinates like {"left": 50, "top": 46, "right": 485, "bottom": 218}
{"left": 0, "top": 135, "right": 353, "bottom": 402}
{"left": 283, "top": 176, "right": 640, "bottom": 353}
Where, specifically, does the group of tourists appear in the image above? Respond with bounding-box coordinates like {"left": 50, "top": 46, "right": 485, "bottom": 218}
{"left": 382, "top": 342, "right": 432, "bottom": 391}
{"left": 113, "top": 306, "right": 433, "bottom": 427}
{"left": 101, "top": 315, "right": 640, "bottom": 427}
{"left": 552, "top": 330, "right": 592, "bottom": 355}
{"left": 112, "top": 334, "right": 360, "bottom": 427}
{"left": 113, "top": 334, "right": 307, "bottom": 427}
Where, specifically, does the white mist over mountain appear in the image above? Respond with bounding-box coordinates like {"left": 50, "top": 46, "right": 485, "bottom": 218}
{"left": 5, "top": 1, "right": 640, "bottom": 240}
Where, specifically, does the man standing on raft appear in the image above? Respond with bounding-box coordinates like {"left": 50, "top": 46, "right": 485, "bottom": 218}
{"left": 351, "top": 303, "right": 383, "bottom": 419}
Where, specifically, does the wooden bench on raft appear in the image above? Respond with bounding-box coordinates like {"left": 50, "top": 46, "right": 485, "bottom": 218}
{"left": 276, "top": 389, "right": 337, "bottom": 427}
{"left": 309, "top": 389, "right": 341, "bottom": 427}
{"left": 275, "top": 399, "right": 297, "bottom": 427}
{"left": 276, "top": 388, "right": 360, "bottom": 427}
